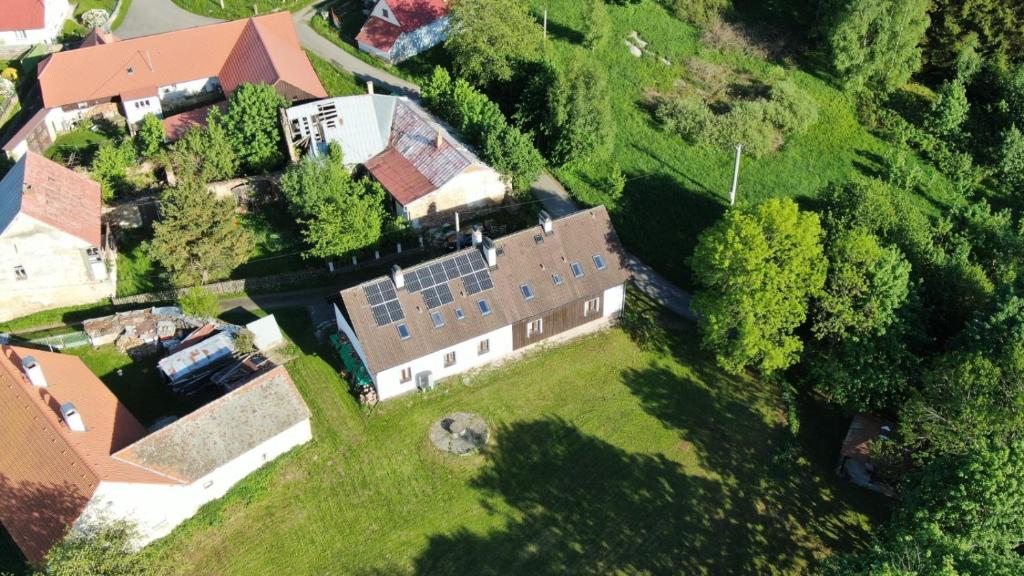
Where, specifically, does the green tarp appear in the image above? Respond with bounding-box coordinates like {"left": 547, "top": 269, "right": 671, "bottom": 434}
{"left": 330, "top": 334, "right": 373, "bottom": 388}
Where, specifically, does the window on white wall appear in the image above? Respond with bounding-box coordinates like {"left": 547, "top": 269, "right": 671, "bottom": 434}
{"left": 444, "top": 351, "right": 456, "bottom": 367}
{"left": 527, "top": 319, "right": 543, "bottom": 337}
{"left": 400, "top": 367, "right": 412, "bottom": 383}
{"left": 15, "top": 31, "right": 28, "bottom": 40}
{"left": 584, "top": 297, "right": 600, "bottom": 317}
{"left": 478, "top": 339, "right": 490, "bottom": 355}
{"left": 13, "top": 266, "right": 27, "bottom": 281}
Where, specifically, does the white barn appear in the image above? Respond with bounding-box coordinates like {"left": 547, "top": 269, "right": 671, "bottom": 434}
{"left": 336, "top": 206, "right": 631, "bottom": 400}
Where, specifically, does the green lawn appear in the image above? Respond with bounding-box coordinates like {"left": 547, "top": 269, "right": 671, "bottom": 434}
{"left": 139, "top": 307, "right": 886, "bottom": 575}
{"left": 306, "top": 50, "right": 365, "bottom": 97}
{"left": 519, "top": 1, "right": 953, "bottom": 289}
{"left": 44, "top": 120, "right": 125, "bottom": 167}
{"left": 169, "top": 0, "right": 310, "bottom": 20}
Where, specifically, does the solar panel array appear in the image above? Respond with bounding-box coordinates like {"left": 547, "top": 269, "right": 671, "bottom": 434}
{"left": 364, "top": 280, "right": 405, "bottom": 327}
{"left": 403, "top": 251, "right": 493, "bottom": 310}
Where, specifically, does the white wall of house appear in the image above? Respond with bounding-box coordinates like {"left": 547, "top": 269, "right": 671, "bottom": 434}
{"left": 79, "top": 419, "right": 312, "bottom": 545}
{"left": 356, "top": 40, "right": 393, "bottom": 63}
{"left": 402, "top": 167, "right": 506, "bottom": 228}
{"left": 390, "top": 16, "right": 449, "bottom": 63}
{"left": 0, "top": 0, "right": 72, "bottom": 48}
{"left": 122, "top": 96, "right": 162, "bottom": 125}
{"left": 602, "top": 285, "right": 625, "bottom": 318}
{"left": 0, "top": 214, "right": 114, "bottom": 322}
{"left": 334, "top": 304, "right": 372, "bottom": 374}
{"left": 46, "top": 102, "right": 120, "bottom": 135}
{"left": 157, "top": 77, "right": 220, "bottom": 104}
{"left": 374, "top": 324, "right": 514, "bottom": 400}
{"left": 369, "top": 0, "right": 401, "bottom": 27}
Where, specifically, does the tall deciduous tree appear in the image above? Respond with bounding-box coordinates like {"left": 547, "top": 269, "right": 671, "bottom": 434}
{"left": 279, "top": 145, "right": 388, "bottom": 259}
{"left": 223, "top": 83, "right": 287, "bottom": 174}
{"left": 583, "top": 0, "right": 611, "bottom": 51}
{"left": 997, "top": 123, "right": 1024, "bottom": 192}
{"left": 543, "top": 57, "right": 615, "bottom": 165}
{"left": 445, "top": 0, "right": 540, "bottom": 86}
{"left": 822, "top": 0, "right": 930, "bottom": 92}
{"left": 926, "top": 78, "right": 970, "bottom": 138}
{"left": 164, "top": 108, "right": 238, "bottom": 184}
{"left": 149, "top": 176, "right": 253, "bottom": 286}
{"left": 691, "top": 198, "right": 827, "bottom": 374}
{"left": 136, "top": 113, "right": 165, "bottom": 158}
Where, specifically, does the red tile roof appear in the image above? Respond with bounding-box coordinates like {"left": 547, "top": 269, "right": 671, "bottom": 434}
{"left": 0, "top": 0, "right": 45, "bottom": 32}
{"left": 356, "top": 16, "right": 403, "bottom": 52}
{"left": 2, "top": 152, "right": 103, "bottom": 246}
{"left": 0, "top": 346, "right": 173, "bottom": 563}
{"left": 161, "top": 101, "right": 228, "bottom": 142}
{"left": 80, "top": 27, "right": 118, "bottom": 47}
{"left": 37, "top": 13, "right": 326, "bottom": 109}
{"left": 388, "top": 0, "right": 449, "bottom": 32}
{"left": 364, "top": 147, "right": 437, "bottom": 205}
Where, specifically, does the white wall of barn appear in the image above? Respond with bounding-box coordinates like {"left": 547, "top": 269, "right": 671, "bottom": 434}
{"left": 78, "top": 419, "right": 311, "bottom": 546}
{"left": 402, "top": 167, "right": 506, "bottom": 228}
{"left": 602, "top": 284, "right": 625, "bottom": 318}
{"left": 0, "top": 214, "right": 113, "bottom": 322}
{"left": 374, "top": 324, "right": 514, "bottom": 400}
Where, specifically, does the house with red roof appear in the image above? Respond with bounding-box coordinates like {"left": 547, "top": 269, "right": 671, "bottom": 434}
{"left": 3, "top": 13, "right": 326, "bottom": 159}
{"left": 0, "top": 152, "right": 114, "bottom": 322}
{"left": 0, "top": 345, "right": 311, "bottom": 564}
{"left": 0, "top": 0, "right": 72, "bottom": 50}
{"left": 356, "top": 0, "right": 451, "bottom": 64}
{"left": 283, "top": 94, "right": 507, "bottom": 228}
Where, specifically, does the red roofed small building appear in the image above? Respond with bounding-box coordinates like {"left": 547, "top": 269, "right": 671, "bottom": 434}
{"left": 0, "top": 152, "right": 114, "bottom": 322}
{"left": 0, "top": 0, "right": 72, "bottom": 50}
{"left": 0, "top": 345, "right": 311, "bottom": 564}
{"left": 3, "top": 13, "right": 326, "bottom": 159}
{"left": 356, "top": 0, "right": 450, "bottom": 64}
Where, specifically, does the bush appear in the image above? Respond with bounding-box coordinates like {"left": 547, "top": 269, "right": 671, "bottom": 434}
{"left": 661, "top": 0, "right": 729, "bottom": 26}
{"left": 136, "top": 114, "right": 165, "bottom": 159}
{"left": 1, "top": 67, "right": 17, "bottom": 82}
{"left": 80, "top": 8, "right": 110, "bottom": 29}
{"left": 0, "top": 78, "right": 13, "bottom": 100}
{"left": 91, "top": 140, "right": 136, "bottom": 201}
{"left": 178, "top": 287, "right": 221, "bottom": 319}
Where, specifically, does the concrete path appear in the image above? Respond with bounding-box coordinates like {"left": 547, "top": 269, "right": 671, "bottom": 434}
{"left": 531, "top": 172, "right": 576, "bottom": 218}
{"left": 116, "top": 0, "right": 221, "bottom": 38}
{"left": 293, "top": 6, "right": 419, "bottom": 96}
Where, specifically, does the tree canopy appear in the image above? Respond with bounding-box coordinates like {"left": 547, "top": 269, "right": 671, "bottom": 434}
{"left": 445, "top": 0, "right": 540, "bottom": 86}
{"left": 223, "top": 83, "right": 288, "bottom": 174}
{"left": 691, "top": 198, "right": 827, "bottom": 374}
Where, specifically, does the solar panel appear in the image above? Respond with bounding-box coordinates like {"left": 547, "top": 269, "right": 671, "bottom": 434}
{"left": 477, "top": 273, "right": 494, "bottom": 292}
{"left": 379, "top": 282, "right": 397, "bottom": 301}
{"left": 429, "top": 262, "right": 446, "bottom": 280}
{"left": 385, "top": 300, "right": 405, "bottom": 321}
{"left": 437, "top": 284, "right": 454, "bottom": 305}
{"left": 372, "top": 306, "right": 390, "bottom": 327}
{"left": 364, "top": 283, "right": 381, "bottom": 297}
{"left": 408, "top": 251, "right": 495, "bottom": 309}
{"left": 422, "top": 287, "right": 442, "bottom": 309}
{"left": 367, "top": 279, "right": 405, "bottom": 326}
{"left": 463, "top": 273, "right": 481, "bottom": 295}
{"left": 443, "top": 258, "right": 458, "bottom": 277}
{"left": 405, "top": 275, "right": 421, "bottom": 293}
{"left": 455, "top": 254, "right": 473, "bottom": 275}
{"left": 469, "top": 251, "right": 487, "bottom": 271}
{"left": 366, "top": 290, "right": 385, "bottom": 306}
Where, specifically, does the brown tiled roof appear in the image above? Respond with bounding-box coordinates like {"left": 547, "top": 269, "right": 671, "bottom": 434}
{"left": 161, "top": 101, "right": 228, "bottom": 142}
{"left": 0, "top": 346, "right": 174, "bottom": 563}
{"left": 0, "top": 151, "right": 102, "bottom": 246}
{"left": 114, "top": 366, "right": 310, "bottom": 482}
{"left": 364, "top": 147, "right": 436, "bottom": 205}
{"left": 355, "top": 16, "right": 402, "bottom": 52}
{"left": 80, "top": 28, "right": 118, "bottom": 47}
{"left": 0, "top": 0, "right": 45, "bottom": 31}
{"left": 37, "top": 13, "right": 326, "bottom": 109}
{"left": 340, "top": 206, "right": 631, "bottom": 373}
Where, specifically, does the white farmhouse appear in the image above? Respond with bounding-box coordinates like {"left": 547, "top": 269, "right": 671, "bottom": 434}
{"left": 0, "top": 0, "right": 72, "bottom": 50}
{"left": 283, "top": 94, "right": 507, "bottom": 228}
{"left": 355, "top": 0, "right": 450, "bottom": 64}
{"left": 0, "top": 349, "right": 311, "bottom": 564}
{"left": 0, "top": 151, "right": 114, "bottom": 322}
{"left": 335, "top": 206, "right": 632, "bottom": 400}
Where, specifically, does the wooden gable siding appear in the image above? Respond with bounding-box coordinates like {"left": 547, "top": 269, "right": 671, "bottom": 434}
{"left": 512, "top": 291, "right": 607, "bottom": 350}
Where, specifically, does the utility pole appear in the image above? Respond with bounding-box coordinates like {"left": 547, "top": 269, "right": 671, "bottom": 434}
{"left": 543, "top": 9, "right": 548, "bottom": 43}
{"left": 454, "top": 211, "right": 461, "bottom": 250}
{"left": 729, "top": 143, "right": 742, "bottom": 206}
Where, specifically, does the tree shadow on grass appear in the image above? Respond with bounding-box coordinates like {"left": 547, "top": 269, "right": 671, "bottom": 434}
{"left": 623, "top": 333, "right": 886, "bottom": 572}
{"left": 389, "top": 417, "right": 739, "bottom": 575}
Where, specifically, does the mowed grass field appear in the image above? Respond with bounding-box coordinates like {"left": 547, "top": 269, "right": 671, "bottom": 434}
{"left": 522, "top": 0, "right": 955, "bottom": 287}
{"left": 126, "top": 307, "right": 888, "bottom": 575}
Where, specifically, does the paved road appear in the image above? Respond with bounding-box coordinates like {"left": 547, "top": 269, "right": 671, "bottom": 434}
{"left": 116, "top": 0, "right": 221, "bottom": 38}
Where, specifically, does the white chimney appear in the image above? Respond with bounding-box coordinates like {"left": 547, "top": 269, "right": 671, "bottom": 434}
{"left": 481, "top": 237, "right": 497, "bottom": 268}
{"left": 60, "top": 403, "right": 86, "bottom": 432}
{"left": 471, "top": 225, "right": 483, "bottom": 248}
{"left": 435, "top": 127, "right": 444, "bottom": 149}
{"left": 539, "top": 210, "right": 553, "bottom": 235}
{"left": 21, "top": 356, "right": 47, "bottom": 388}
{"left": 366, "top": 80, "right": 374, "bottom": 95}
{"left": 391, "top": 264, "right": 404, "bottom": 289}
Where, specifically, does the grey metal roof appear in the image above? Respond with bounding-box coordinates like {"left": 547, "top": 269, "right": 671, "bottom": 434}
{"left": 0, "top": 154, "right": 26, "bottom": 238}
{"left": 340, "top": 206, "right": 632, "bottom": 373}
{"left": 113, "top": 366, "right": 310, "bottom": 482}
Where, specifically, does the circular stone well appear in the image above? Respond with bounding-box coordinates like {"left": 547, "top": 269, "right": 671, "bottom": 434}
{"left": 430, "top": 412, "right": 489, "bottom": 455}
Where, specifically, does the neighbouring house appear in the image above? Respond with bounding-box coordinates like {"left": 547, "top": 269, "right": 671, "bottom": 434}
{"left": 283, "top": 94, "right": 506, "bottom": 227}
{"left": 0, "top": 151, "right": 114, "bottom": 322}
{"left": 355, "top": 0, "right": 450, "bottom": 64}
{"left": 334, "top": 206, "right": 631, "bottom": 401}
{"left": 0, "top": 0, "right": 72, "bottom": 52}
{"left": 0, "top": 346, "right": 311, "bottom": 563}
{"left": 836, "top": 414, "right": 897, "bottom": 497}
{"left": 2, "top": 12, "right": 327, "bottom": 159}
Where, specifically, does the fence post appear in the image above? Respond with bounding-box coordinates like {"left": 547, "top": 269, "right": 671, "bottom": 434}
{"left": 352, "top": 255, "right": 357, "bottom": 266}
{"left": 397, "top": 242, "right": 402, "bottom": 254}
{"left": 374, "top": 249, "right": 380, "bottom": 260}
{"left": 328, "top": 260, "right": 335, "bottom": 272}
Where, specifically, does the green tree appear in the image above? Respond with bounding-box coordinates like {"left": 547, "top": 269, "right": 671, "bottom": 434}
{"left": 165, "top": 107, "right": 239, "bottom": 184}
{"left": 814, "top": 229, "right": 911, "bottom": 341}
{"left": 483, "top": 123, "right": 544, "bottom": 195}
{"left": 135, "top": 113, "right": 165, "bottom": 159}
{"left": 543, "top": 57, "right": 615, "bottom": 165}
{"left": 661, "top": 0, "right": 729, "bottom": 26}
{"left": 279, "top": 145, "right": 387, "bottom": 258}
{"left": 446, "top": 0, "right": 540, "bottom": 86}
{"left": 44, "top": 519, "right": 147, "bottom": 576}
{"left": 149, "top": 176, "right": 253, "bottom": 286}
{"left": 691, "top": 198, "right": 827, "bottom": 374}
{"left": 926, "top": 79, "right": 970, "bottom": 138}
{"left": 997, "top": 123, "right": 1024, "bottom": 192}
{"left": 822, "top": 0, "right": 930, "bottom": 92}
{"left": 178, "top": 286, "right": 221, "bottom": 318}
{"left": 583, "top": 0, "right": 611, "bottom": 51}
{"left": 925, "top": 0, "right": 1024, "bottom": 77}
{"left": 223, "top": 83, "right": 288, "bottom": 174}
{"left": 91, "top": 140, "right": 136, "bottom": 202}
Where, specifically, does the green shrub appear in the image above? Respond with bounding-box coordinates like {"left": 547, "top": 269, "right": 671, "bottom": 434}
{"left": 91, "top": 140, "right": 137, "bottom": 201}
{"left": 764, "top": 79, "right": 820, "bottom": 136}
{"left": 178, "top": 286, "right": 221, "bottom": 318}
{"left": 136, "top": 114, "right": 165, "bottom": 159}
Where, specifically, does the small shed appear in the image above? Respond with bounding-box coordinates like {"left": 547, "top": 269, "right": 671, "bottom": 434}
{"left": 245, "top": 315, "right": 285, "bottom": 352}
{"left": 157, "top": 331, "right": 235, "bottom": 385}
{"left": 837, "top": 414, "right": 896, "bottom": 497}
